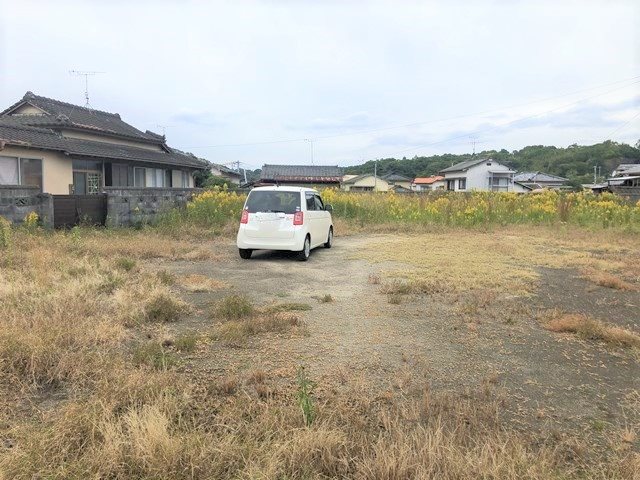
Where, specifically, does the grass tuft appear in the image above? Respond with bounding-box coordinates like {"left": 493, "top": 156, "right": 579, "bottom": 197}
{"left": 585, "top": 271, "right": 636, "bottom": 291}
{"left": 174, "top": 332, "right": 199, "bottom": 352}
{"left": 263, "top": 302, "right": 312, "bottom": 314}
{"left": 115, "top": 257, "right": 137, "bottom": 272}
{"left": 132, "top": 342, "right": 176, "bottom": 370}
{"left": 212, "top": 313, "right": 303, "bottom": 344}
{"left": 545, "top": 313, "right": 640, "bottom": 349}
{"left": 144, "top": 292, "right": 188, "bottom": 323}
{"left": 213, "top": 295, "right": 254, "bottom": 319}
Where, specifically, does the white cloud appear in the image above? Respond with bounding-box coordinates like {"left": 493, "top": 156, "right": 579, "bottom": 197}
{"left": 0, "top": 0, "right": 638, "bottom": 168}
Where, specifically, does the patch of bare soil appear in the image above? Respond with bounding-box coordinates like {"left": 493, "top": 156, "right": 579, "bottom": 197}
{"left": 160, "top": 234, "right": 639, "bottom": 451}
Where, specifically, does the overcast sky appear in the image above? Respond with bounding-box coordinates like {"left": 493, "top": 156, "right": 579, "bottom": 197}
{"left": 1, "top": 0, "right": 639, "bottom": 169}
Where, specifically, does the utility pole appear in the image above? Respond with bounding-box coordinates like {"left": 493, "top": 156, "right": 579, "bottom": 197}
{"left": 593, "top": 165, "right": 598, "bottom": 184}
{"left": 69, "top": 70, "right": 105, "bottom": 108}
{"left": 304, "top": 139, "right": 314, "bottom": 165}
{"left": 374, "top": 159, "right": 378, "bottom": 192}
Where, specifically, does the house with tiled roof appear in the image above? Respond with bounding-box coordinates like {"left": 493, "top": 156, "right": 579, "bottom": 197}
{"left": 380, "top": 173, "right": 412, "bottom": 190}
{"left": 439, "top": 158, "right": 516, "bottom": 192}
{"left": 342, "top": 173, "right": 390, "bottom": 192}
{"left": 513, "top": 171, "right": 568, "bottom": 190}
{"left": 259, "top": 164, "right": 342, "bottom": 187}
{"left": 0, "top": 92, "right": 208, "bottom": 194}
{"left": 412, "top": 175, "right": 444, "bottom": 191}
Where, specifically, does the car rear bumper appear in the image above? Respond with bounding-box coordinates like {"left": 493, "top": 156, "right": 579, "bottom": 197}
{"left": 237, "top": 229, "right": 306, "bottom": 251}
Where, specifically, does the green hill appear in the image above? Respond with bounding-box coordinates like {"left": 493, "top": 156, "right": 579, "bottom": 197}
{"left": 345, "top": 141, "right": 640, "bottom": 185}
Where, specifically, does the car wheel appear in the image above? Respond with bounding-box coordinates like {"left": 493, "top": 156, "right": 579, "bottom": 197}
{"left": 324, "top": 227, "right": 333, "bottom": 248}
{"left": 297, "top": 235, "right": 311, "bottom": 261}
{"left": 239, "top": 248, "right": 252, "bottom": 259}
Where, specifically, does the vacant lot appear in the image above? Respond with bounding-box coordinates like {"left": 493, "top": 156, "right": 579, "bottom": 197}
{"left": 0, "top": 225, "right": 638, "bottom": 479}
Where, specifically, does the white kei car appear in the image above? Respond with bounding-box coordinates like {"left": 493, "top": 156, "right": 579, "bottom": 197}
{"left": 236, "top": 186, "right": 334, "bottom": 261}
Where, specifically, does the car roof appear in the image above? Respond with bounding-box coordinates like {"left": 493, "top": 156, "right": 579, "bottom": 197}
{"left": 250, "top": 186, "right": 318, "bottom": 193}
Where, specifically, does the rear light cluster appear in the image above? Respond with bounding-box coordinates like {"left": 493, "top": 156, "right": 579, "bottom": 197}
{"left": 293, "top": 211, "right": 304, "bottom": 225}
{"left": 240, "top": 209, "right": 249, "bottom": 224}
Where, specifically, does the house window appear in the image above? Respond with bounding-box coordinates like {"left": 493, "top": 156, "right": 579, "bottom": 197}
{"left": 111, "top": 164, "right": 129, "bottom": 187}
{"left": 446, "top": 179, "right": 455, "bottom": 191}
{"left": 490, "top": 176, "right": 510, "bottom": 192}
{"left": 458, "top": 178, "right": 466, "bottom": 190}
{"left": 146, "top": 168, "right": 163, "bottom": 187}
{"left": 0, "top": 156, "right": 43, "bottom": 191}
{"left": 134, "top": 167, "right": 146, "bottom": 187}
{"left": 181, "top": 171, "right": 190, "bottom": 188}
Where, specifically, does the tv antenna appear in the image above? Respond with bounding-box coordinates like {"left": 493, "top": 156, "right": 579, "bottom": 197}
{"left": 155, "top": 124, "right": 174, "bottom": 137}
{"left": 69, "top": 70, "right": 105, "bottom": 108}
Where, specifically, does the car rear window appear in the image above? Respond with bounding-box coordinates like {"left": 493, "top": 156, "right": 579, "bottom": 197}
{"left": 245, "top": 191, "right": 301, "bottom": 214}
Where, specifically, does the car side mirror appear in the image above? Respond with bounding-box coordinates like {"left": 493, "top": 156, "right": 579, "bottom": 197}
{"left": 324, "top": 204, "right": 333, "bottom": 212}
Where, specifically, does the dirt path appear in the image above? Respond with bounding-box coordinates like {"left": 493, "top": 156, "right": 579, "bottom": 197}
{"left": 162, "top": 234, "right": 639, "bottom": 437}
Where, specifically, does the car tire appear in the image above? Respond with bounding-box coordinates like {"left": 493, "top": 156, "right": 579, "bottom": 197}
{"left": 324, "top": 227, "right": 333, "bottom": 248}
{"left": 297, "top": 235, "right": 311, "bottom": 261}
{"left": 239, "top": 248, "right": 252, "bottom": 259}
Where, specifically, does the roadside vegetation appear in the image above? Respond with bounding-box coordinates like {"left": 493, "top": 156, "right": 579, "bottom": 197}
{"left": 159, "top": 187, "right": 640, "bottom": 233}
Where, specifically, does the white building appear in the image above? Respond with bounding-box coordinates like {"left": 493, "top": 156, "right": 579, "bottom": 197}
{"left": 412, "top": 176, "right": 445, "bottom": 191}
{"left": 439, "top": 158, "right": 516, "bottom": 192}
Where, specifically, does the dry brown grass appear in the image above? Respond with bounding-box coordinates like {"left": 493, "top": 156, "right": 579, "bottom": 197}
{"left": 544, "top": 313, "right": 640, "bottom": 350}
{"left": 179, "top": 274, "right": 227, "bottom": 293}
{"left": 3, "top": 366, "right": 638, "bottom": 479}
{"left": 212, "top": 312, "right": 305, "bottom": 344}
{"left": 583, "top": 270, "right": 637, "bottom": 291}
{"left": 355, "top": 226, "right": 640, "bottom": 296}
{"left": 1, "top": 226, "right": 639, "bottom": 479}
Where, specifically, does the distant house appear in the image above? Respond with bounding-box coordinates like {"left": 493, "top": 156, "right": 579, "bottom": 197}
{"left": 381, "top": 173, "right": 412, "bottom": 190}
{"left": 342, "top": 174, "right": 389, "bottom": 192}
{"left": 439, "top": 158, "right": 516, "bottom": 192}
{"left": 0, "top": 91, "right": 207, "bottom": 194}
{"left": 513, "top": 172, "right": 568, "bottom": 190}
{"left": 412, "top": 175, "right": 444, "bottom": 191}
{"left": 259, "top": 164, "right": 342, "bottom": 187}
{"left": 607, "top": 163, "right": 640, "bottom": 202}
{"left": 210, "top": 163, "right": 243, "bottom": 185}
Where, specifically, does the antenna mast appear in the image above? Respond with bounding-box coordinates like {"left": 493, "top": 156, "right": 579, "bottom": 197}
{"left": 69, "top": 70, "right": 105, "bottom": 108}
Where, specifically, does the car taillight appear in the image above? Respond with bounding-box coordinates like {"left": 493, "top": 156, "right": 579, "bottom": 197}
{"left": 293, "top": 211, "right": 304, "bottom": 225}
{"left": 240, "top": 210, "right": 249, "bottom": 224}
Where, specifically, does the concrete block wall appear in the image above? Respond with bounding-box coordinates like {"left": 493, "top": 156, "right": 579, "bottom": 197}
{"left": 0, "top": 186, "right": 54, "bottom": 228}
{"left": 104, "top": 187, "right": 200, "bottom": 227}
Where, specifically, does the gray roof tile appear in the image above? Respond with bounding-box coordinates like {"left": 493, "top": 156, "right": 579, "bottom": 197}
{"left": 0, "top": 120, "right": 207, "bottom": 168}
{"left": 2, "top": 92, "right": 159, "bottom": 142}
{"left": 260, "top": 164, "right": 342, "bottom": 181}
{"left": 514, "top": 172, "right": 568, "bottom": 182}
{"left": 439, "top": 158, "right": 488, "bottom": 173}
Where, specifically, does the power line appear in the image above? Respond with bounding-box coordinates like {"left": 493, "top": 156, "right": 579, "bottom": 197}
{"left": 381, "top": 79, "right": 640, "bottom": 159}
{"left": 605, "top": 110, "right": 640, "bottom": 139}
{"left": 183, "top": 74, "right": 640, "bottom": 149}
